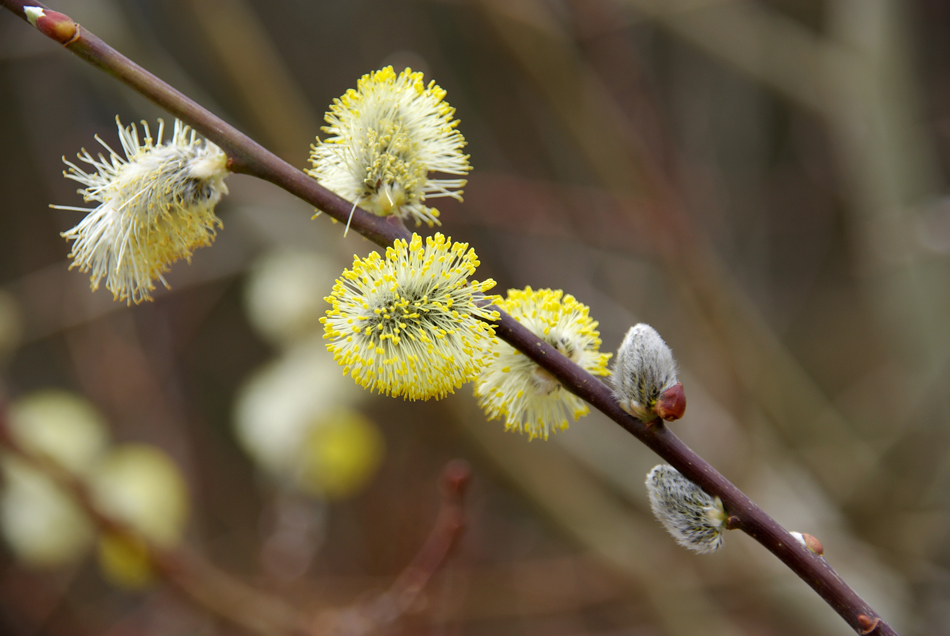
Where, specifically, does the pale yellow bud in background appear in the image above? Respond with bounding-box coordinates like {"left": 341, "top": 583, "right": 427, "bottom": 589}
{"left": 243, "top": 249, "right": 340, "bottom": 348}
{"left": 295, "top": 408, "right": 384, "bottom": 500}
{"left": 0, "top": 391, "right": 108, "bottom": 567}
{"left": 90, "top": 445, "right": 189, "bottom": 588}
{"left": 0, "top": 458, "right": 94, "bottom": 566}
{"left": 234, "top": 336, "right": 362, "bottom": 476}
{"left": 6, "top": 390, "right": 110, "bottom": 473}
{"left": 96, "top": 534, "right": 153, "bottom": 589}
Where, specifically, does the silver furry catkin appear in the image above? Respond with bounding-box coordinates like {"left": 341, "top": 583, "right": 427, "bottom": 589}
{"left": 611, "top": 324, "right": 685, "bottom": 422}
{"left": 646, "top": 465, "right": 726, "bottom": 554}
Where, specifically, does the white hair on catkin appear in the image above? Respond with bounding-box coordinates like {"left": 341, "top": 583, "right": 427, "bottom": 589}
{"left": 611, "top": 323, "right": 678, "bottom": 420}
{"left": 646, "top": 464, "right": 726, "bottom": 554}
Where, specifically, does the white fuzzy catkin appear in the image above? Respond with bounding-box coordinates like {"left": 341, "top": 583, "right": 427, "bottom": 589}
{"left": 56, "top": 118, "right": 229, "bottom": 304}
{"left": 646, "top": 464, "right": 726, "bottom": 554}
{"left": 611, "top": 324, "right": 678, "bottom": 420}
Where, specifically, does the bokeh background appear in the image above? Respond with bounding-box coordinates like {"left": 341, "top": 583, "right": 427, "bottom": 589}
{"left": 1, "top": 0, "right": 949, "bottom": 634}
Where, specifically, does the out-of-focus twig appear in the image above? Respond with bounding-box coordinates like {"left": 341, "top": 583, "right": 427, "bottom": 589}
{"left": 184, "top": 0, "right": 321, "bottom": 160}
{"left": 312, "top": 460, "right": 470, "bottom": 636}
{"left": 621, "top": 0, "right": 949, "bottom": 405}
{"left": 476, "top": 0, "right": 882, "bottom": 502}
{"left": 619, "top": 0, "right": 848, "bottom": 116}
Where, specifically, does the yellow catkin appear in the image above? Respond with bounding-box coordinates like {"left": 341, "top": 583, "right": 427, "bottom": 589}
{"left": 322, "top": 233, "right": 499, "bottom": 400}
{"left": 474, "top": 287, "right": 610, "bottom": 440}
{"left": 308, "top": 67, "right": 470, "bottom": 227}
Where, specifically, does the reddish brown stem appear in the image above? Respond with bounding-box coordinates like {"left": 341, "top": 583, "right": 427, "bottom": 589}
{"left": 388, "top": 459, "right": 469, "bottom": 602}
{"left": 0, "top": 3, "right": 896, "bottom": 634}
{"left": 314, "top": 460, "right": 470, "bottom": 634}
{"left": 491, "top": 273, "right": 894, "bottom": 636}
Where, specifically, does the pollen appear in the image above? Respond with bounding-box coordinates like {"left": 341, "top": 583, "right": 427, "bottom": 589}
{"left": 473, "top": 287, "right": 611, "bottom": 440}
{"left": 307, "top": 67, "right": 470, "bottom": 229}
{"left": 54, "top": 117, "right": 230, "bottom": 304}
{"left": 323, "top": 233, "right": 498, "bottom": 400}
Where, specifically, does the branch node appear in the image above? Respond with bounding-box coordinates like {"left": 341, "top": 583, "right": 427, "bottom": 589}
{"left": 793, "top": 531, "right": 824, "bottom": 556}
{"left": 24, "top": 7, "right": 78, "bottom": 45}
{"left": 441, "top": 458, "right": 472, "bottom": 498}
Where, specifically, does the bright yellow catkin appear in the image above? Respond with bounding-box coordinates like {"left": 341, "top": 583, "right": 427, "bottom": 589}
{"left": 474, "top": 287, "right": 611, "bottom": 440}
{"left": 322, "top": 233, "right": 498, "bottom": 400}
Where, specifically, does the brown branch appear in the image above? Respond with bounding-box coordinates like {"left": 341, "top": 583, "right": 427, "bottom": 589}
{"left": 0, "top": 3, "right": 895, "bottom": 634}
{"left": 493, "top": 313, "right": 890, "bottom": 633}
{"left": 312, "top": 460, "right": 470, "bottom": 635}
{"left": 383, "top": 459, "right": 469, "bottom": 612}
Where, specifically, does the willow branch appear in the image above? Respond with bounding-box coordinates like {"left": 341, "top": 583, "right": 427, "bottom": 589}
{"left": 0, "top": 3, "right": 893, "bottom": 634}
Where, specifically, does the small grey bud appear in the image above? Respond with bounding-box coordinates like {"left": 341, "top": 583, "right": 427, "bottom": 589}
{"left": 646, "top": 465, "right": 726, "bottom": 554}
{"left": 612, "top": 324, "right": 684, "bottom": 421}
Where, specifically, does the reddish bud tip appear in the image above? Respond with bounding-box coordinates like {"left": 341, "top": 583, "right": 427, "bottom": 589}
{"left": 654, "top": 383, "right": 686, "bottom": 422}
{"left": 856, "top": 614, "right": 879, "bottom": 634}
{"left": 801, "top": 532, "right": 824, "bottom": 556}
{"left": 25, "top": 7, "right": 78, "bottom": 45}
{"left": 441, "top": 459, "right": 472, "bottom": 497}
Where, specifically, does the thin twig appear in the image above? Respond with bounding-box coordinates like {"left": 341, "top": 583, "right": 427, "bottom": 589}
{"left": 312, "top": 460, "right": 470, "bottom": 635}
{"left": 0, "top": 3, "right": 894, "bottom": 634}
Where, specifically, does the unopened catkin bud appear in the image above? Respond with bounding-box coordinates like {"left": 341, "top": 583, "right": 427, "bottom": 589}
{"left": 646, "top": 464, "right": 726, "bottom": 554}
{"left": 24, "top": 7, "right": 78, "bottom": 44}
{"left": 90, "top": 445, "right": 189, "bottom": 588}
{"left": 790, "top": 531, "right": 824, "bottom": 556}
{"left": 612, "top": 324, "right": 685, "bottom": 422}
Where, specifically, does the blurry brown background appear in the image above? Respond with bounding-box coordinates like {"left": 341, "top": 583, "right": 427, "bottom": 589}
{"left": 1, "top": 0, "right": 949, "bottom": 634}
